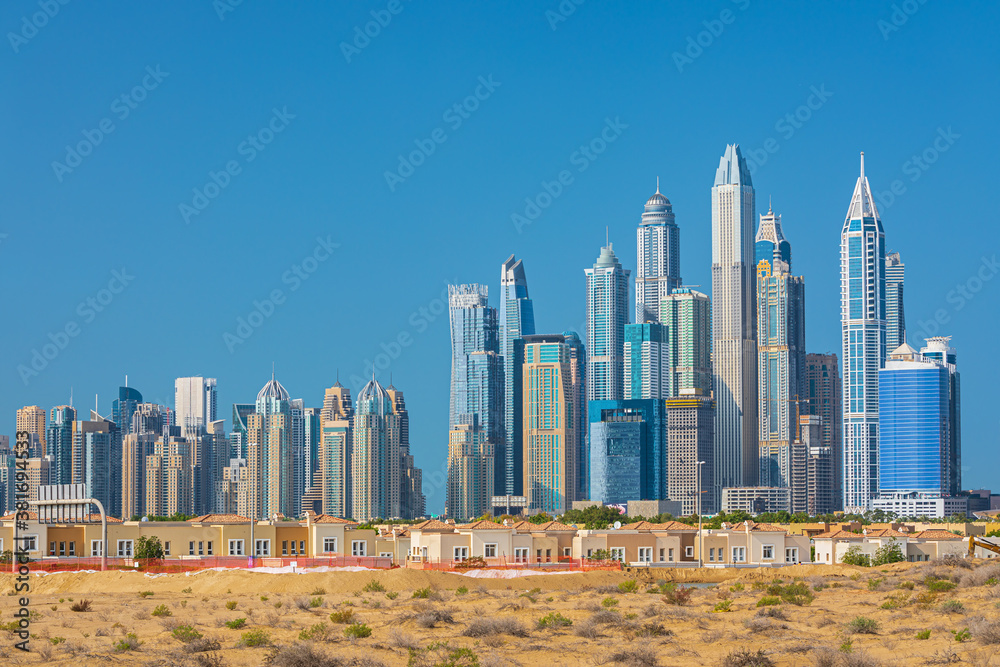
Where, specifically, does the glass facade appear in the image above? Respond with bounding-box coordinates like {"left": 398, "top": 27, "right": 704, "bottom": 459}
{"left": 635, "top": 186, "right": 681, "bottom": 324}
{"left": 585, "top": 244, "right": 630, "bottom": 402}
{"left": 624, "top": 322, "right": 669, "bottom": 399}
{"left": 112, "top": 386, "right": 143, "bottom": 436}
{"left": 500, "top": 256, "right": 535, "bottom": 496}
{"left": 588, "top": 399, "right": 666, "bottom": 505}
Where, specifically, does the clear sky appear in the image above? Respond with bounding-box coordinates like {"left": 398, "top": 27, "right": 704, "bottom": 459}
{"left": 4, "top": 1, "right": 998, "bottom": 513}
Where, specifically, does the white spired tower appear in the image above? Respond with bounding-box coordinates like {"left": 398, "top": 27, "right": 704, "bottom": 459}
{"left": 711, "top": 144, "right": 758, "bottom": 501}
{"left": 635, "top": 179, "right": 681, "bottom": 323}
{"left": 840, "top": 153, "right": 886, "bottom": 512}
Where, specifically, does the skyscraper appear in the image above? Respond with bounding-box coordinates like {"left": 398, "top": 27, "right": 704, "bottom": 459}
{"left": 500, "top": 255, "right": 536, "bottom": 496}
{"left": 448, "top": 284, "right": 505, "bottom": 494}
{"left": 624, "top": 323, "right": 669, "bottom": 399}
{"left": 387, "top": 383, "right": 424, "bottom": 519}
{"left": 885, "top": 252, "right": 906, "bottom": 352}
{"left": 840, "top": 153, "right": 887, "bottom": 511}
{"left": 588, "top": 399, "right": 666, "bottom": 505}
{"left": 47, "top": 405, "right": 76, "bottom": 485}
{"left": 659, "top": 288, "right": 712, "bottom": 396}
{"left": 805, "top": 353, "right": 842, "bottom": 510}
{"left": 635, "top": 183, "right": 681, "bottom": 323}
{"left": 174, "top": 377, "right": 218, "bottom": 439}
{"left": 711, "top": 144, "right": 758, "bottom": 498}
{"left": 112, "top": 384, "right": 143, "bottom": 437}
{"left": 246, "top": 375, "right": 293, "bottom": 519}
{"left": 319, "top": 382, "right": 352, "bottom": 518}
{"left": 665, "top": 392, "right": 716, "bottom": 515}
{"left": 16, "top": 406, "right": 46, "bottom": 458}
{"left": 585, "top": 243, "right": 630, "bottom": 401}
{"left": 446, "top": 420, "right": 494, "bottom": 520}
{"left": 351, "top": 376, "right": 401, "bottom": 521}
{"left": 755, "top": 206, "right": 806, "bottom": 490}
{"left": 73, "top": 412, "right": 122, "bottom": 518}
{"left": 920, "top": 337, "right": 961, "bottom": 496}
{"left": 520, "top": 333, "right": 585, "bottom": 515}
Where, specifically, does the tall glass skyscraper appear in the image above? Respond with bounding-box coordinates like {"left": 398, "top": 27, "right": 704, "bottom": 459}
{"left": 805, "top": 353, "right": 843, "bottom": 510}
{"left": 448, "top": 283, "right": 505, "bottom": 496}
{"left": 841, "top": 153, "right": 887, "bottom": 511}
{"left": 635, "top": 183, "right": 681, "bottom": 323}
{"left": 47, "top": 405, "right": 76, "bottom": 485}
{"left": 589, "top": 399, "right": 666, "bottom": 505}
{"left": 755, "top": 206, "right": 806, "bottom": 489}
{"left": 659, "top": 288, "right": 712, "bottom": 396}
{"left": 585, "top": 243, "right": 630, "bottom": 401}
{"left": 352, "top": 376, "right": 401, "bottom": 521}
{"left": 711, "top": 144, "right": 758, "bottom": 498}
{"left": 920, "top": 337, "right": 961, "bottom": 495}
{"left": 247, "top": 375, "right": 293, "bottom": 519}
{"left": 878, "top": 344, "right": 952, "bottom": 496}
{"left": 624, "top": 322, "right": 669, "bottom": 399}
{"left": 112, "top": 385, "right": 143, "bottom": 437}
{"left": 499, "top": 256, "right": 535, "bottom": 496}
{"left": 175, "top": 377, "right": 218, "bottom": 439}
{"left": 885, "top": 252, "right": 906, "bottom": 352}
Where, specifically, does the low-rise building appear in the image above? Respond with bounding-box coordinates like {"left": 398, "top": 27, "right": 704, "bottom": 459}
{"left": 812, "top": 527, "right": 966, "bottom": 564}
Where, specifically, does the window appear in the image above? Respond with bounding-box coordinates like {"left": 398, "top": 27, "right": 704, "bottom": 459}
{"left": 255, "top": 539, "right": 270, "bottom": 557}
{"left": 610, "top": 547, "right": 626, "bottom": 562}
{"left": 59, "top": 541, "right": 66, "bottom": 556}
{"left": 659, "top": 548, "right": 665, "bottom": 562}
{"left": 709, "top": 547, "right": 715, "bottom": 562}
{"left": 514, "top": 547, "right": 529, "bottom": 563}
{"left": 379, "top": 552, "right": 393, "bottom": 559}
{"left": 637, "top": 547, "right": 653, "bottom": 563}
{"left": 198, "top": 541, "right": 204, "bottom": 556}
{"left": 351, "top": 540, "right": 367, "bottom": 557}
{"left": 163, "top": 541, "right": 170, "bottom": 556}
{"left": 731, "top": 547, "right": 746, "bottom": 563}
{"left": 762, "top": 544, "right": 774, "bottom": 561}
{"left": 207, "top": 541, "right": 213, "bottom": 556}
{"left": 189, "top": 541, "right": 195, "bottom": 556}
{"left": 484, "top": 543, "right": 497, "bottom": 558}
{"left": 453, "top": 546, "right": 469, "bottom": 562}
{"left": 228, "top": 539, "right": 245, "bottom": 556}
{"left": 300, "top": 540, "right": 305, "bottom": 555}
{"left": 90, "top": 540, "right": 103, "bottom": 556}
{"left": 282, "top": 540, "right": 289, "bottom": 556}
{"left": 536, "top": 549, "right": 542, "bottom": 561}
{"left": 587, "top": 548, "right": 593, "bottom": 558}
{"left": 685, "top": 546, "right": 694, "bottom": 558}
{"left": 322, "top": 537, "right": 338, "bottom": 553}
{"left": 290, "top": 540, "right": 298, "bottom": 555}
{"left": 785, "top": 548, "right": 799, "bottom": 564}
{"left": 48, "top": 541, "right": 55, "bottom": 556}
{"left": 563, "top": 547, "right": 571, "bottom": 558}
{"left": 117, "top": 540, "right": 134, "bottom": 557}
{"left": 68, "top": 541, "right": 75, "bottom": 556}
{"left": 545, "top": 548, "right": 551, "bottom": 562}
{"left": 668, "top": 548, "right": 674, "bottom": 562}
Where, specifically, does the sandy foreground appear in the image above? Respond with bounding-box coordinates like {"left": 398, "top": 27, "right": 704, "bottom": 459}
{"left": 0, "top": 560, "right": 998, "bottom": 666}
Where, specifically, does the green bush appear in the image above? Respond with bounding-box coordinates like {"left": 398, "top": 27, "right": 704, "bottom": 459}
{"left": 113, "top": 633, "right": 141, "bottom": 653}
{"left": 916, "top": 629, "right": 931, "bottom": 640}
{"left": 412, "top": 587, "right": 433, "bottom": 599}
{"left": 455, "top": 586, "right": 468, "bottom": 595}
{"left": 952, "top": 627, "right": 971, "bottom": 642}
{"left": 138, "top": 591, "right": 154, "bottom": 598}
{"left": 171, "top": 625, "right": 202, "bottom": 643}
{"left": 867, "top": 577, "right": 884, "bottom": 591}
{"left": 224, "top": 618, "right": 246, "bottom": 630}
{"left": 238, "top": 628, "right": 270, "bottom": 647}
{"left": 150, "top": 604, "right": 171, "bottom": 617}
{"left": 618, "top": 580, "right": 639, "bottom": 594}
{"left": 898, "top": 581, "right": 915, "bottom": 590}
{"left": 601, "top": 597, "right": 619, "bottom": 608}
{"left": 298, "top": 623, "right": 330, "bottom": 641}
{"left": 756, "top": 596, "right": 780, "bottom": 607}
{"left": 329, "top": 609, "right": 354, "bottom": 624}
{"left": 308, "top": 596, "right": 323, "bottom": 608}
{"left": 344, "top": 622, "right": 372, "bottom": 639}
{"left": 880, "top": 592, "right": 910, "bottom": 610}
{"left": 713, "top": 599, "right": 733, "bottom": 613}
{"left": 872, "top": 541, "right": 905, "bottom": 566}
{"left": 386, "top": 592, "right": 398, "bottom": 600}
{"left": 225, "top": 600, "right": 237, "bottom": 610}
{"left": 765, "top": 582, "right": 814, "bottom": 606}
{"left": 537, "top": 612, "right": 573, "bottom": 628}
{"left": 928, "top": 579, "right": 957, "bottom": 592}
{"left": 729, "top": 583, "right": 745, "bottom": 592}
{"left": 845, "top": 616, "right": 879, "bottom": 635}
{"left": 362, "top": 580, "right": 385, "bottom": 593}
{"left": 841, "top": 546, "right": 870, "bottom": 567}
{"left": 940, "top": 600, "right": 965, "bottom": 613}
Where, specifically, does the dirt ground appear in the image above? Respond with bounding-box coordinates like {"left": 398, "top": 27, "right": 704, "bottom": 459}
{"left": 0, "top": 559, "right": 998, "bottom": 666}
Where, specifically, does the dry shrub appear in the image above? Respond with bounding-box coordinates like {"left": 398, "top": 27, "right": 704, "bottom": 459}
{"left": 924, "top": 649, "right": 961, "bottom": 665}
{"left": 812, "top": 648, "right": 838, "bottom": 667}
{"left": 415, "top": 609, "right": 454, "bottom": 628}
{"left": 159, "top": 616, "right": 182, "bottom": 631}
{"left": 264, "top": 642, "right": 344, "bottom": 667}
{"left": 387, "top": 630, "right": 418, "bottom": 650}
{"left": 607, "top": 646, "right": 657, "bottom": 666}
{"left": 588, "top": 609, "right": 622, "bottom": 625}
{"left": 722, "top": 648, "right": 774, "bottom": 667}
{"left": 841, "top": 651, "right": 882, "bottom": 667}
{"left": 462, "top": 616, "right": 528, "bottom": 638}
{"left": 35, "top": 642, "right": 53, "bottom": 661}
{"left": 970, "top": 617, "right": 1000, "bottom": 644}
{"left": 95, "top": 627, "right": 110, "bottom": 637}
{"left": 744, "top": 617, "right": 783, "bottom": 634}
{"left": 574, "top": 620, "right": 601, "bottom": 639}
{"left": 940, "top": 555, "right": 974, "bottom": 570}
{"left": 960, "top": 563, "right": 1000, "bottom": 587}
{"left": 184, "top": 637, "right": 222, "bottom": 654}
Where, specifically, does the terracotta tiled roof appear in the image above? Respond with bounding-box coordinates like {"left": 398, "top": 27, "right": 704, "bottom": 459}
{"left": 515, "top": 520, "right": 577, "bottom": 532}
{"left": 410, "top": 519, "right": 455, "bottom": 532}
{"left": 619, "top": 521, "right": 656, "bottom": 530}
{"left": 812, "top": 530, "right": 863, "bottom": 540}
{"left": 379, "top": 526, "right": 409, "bottom": 538}
{"left": 312, "top": 515, "right": 358, "bottom": 525}
{"left": 864, "top": 528, "right": 910, "bottom": 538}
{"left": 90, "top": 514, "right": 123, "bottom": 523}
{"left": 653, "top": 521, "right": 698, "bottom": 531}
{"left": 187, "top": 513, "right": 253, "bottom": 524}
{"left": 1, "top": 511, "right": 38, "bottom": 520}
{"left": 912, "top": 530, "right": 963, "bottom": 540}
{"left": 457, "top": 519, "right": 508, "bottom": 530}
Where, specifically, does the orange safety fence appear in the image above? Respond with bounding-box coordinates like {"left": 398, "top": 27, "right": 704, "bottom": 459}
{"left": 14, "top": 555, "right": 395, "bottom": 573}
{"left": 407, "top": 556, "right": 622, "bottom": 572}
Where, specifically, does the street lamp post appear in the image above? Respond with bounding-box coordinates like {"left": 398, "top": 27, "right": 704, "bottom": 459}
{"left": 696, "top": 461, "right": 706, "bottom": 568}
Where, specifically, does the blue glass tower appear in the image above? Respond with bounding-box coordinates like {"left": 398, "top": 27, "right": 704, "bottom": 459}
{"left": 840, "top": 153, "right": 887, "bottom": 511}
{"left": 500, "top": 256, "right": 535, "bottom": 496}
{"left": 47, "top": 405, "right": 77, "bottom": 485}
{"left": 624, "top": 322, "right": 669, "bottom": 399}
{"left": 589, "top": 399, "right": 666, "bottom": 505}
{"left": 112, "top": 385, "right": 143, "bottom": 436}
{"left": 585, "top": 243, "right": 630, "bottom": 402}
{"left": 635, "top": 182, "right": 681, "bottom": 323}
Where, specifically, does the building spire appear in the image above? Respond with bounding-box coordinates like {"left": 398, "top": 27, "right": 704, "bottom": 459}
{"left": 860, "top": 151, "right": 865, "bottom": 181}
{"left": 656, "top": 176, "right": 660, "bottom": 194}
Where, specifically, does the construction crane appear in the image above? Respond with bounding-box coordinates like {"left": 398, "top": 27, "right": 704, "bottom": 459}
{"left": 968, "top": 536, "right": 1000, "bottom": 558}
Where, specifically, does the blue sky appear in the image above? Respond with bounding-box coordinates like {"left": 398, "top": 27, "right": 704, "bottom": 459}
{"left": 3, "top": 1, "right": 998, "bottom": 512}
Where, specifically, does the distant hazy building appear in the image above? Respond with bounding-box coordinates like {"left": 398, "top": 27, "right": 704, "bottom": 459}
{"left": 122, "top": 430, "right": 158, "bottom": 519}
{"left": 112, "top": 385, "right": 143, "bottom": 437}
{"left": 721, "top": 486, "right": 791, "bottom": 514}
{"left": 885, "top": 252, "right": 906, "bottom": 352}
{"left": 841, "top": 153, "right": 887, "bottom": 511}
{"left": 320, "top": 382, "right": 352, "bottom": 518}
{"left": 624, "top": 322, "right": 669, "bottom": 399}
{"left": 388, "top": 383, "right": 424, "bottom": 519}
{"left": 47, "top": 405, "right": 76, "bottom": 485}
{"left": 635, "top": 183, "right": 681, "bottom": 323}
{"left": 144, "top": 436, "right": 193, "bottom": 517}
{"left": 72, "top": 413, "right": 123, "bottom": 518}
{"left": 520, "top": 334, "right": 586, "bottom": 515}
{"left": 585, "top": 243, "right": 630, "bottom": 402}
{"left": 805, "top": 353, "right": 843, "bottom": 510}
{"left": 588, "top": 399, "right": 666, "bottom": 506}
{"left": 805, "top": 414, "right": 836, "bottom": 515}
{"left": 665, "top": 392, "right": 715, "bottom": 515}
{"left": 447, "top": 421, "right": 495, "bottom": 520}
{"left": 175, "top": 377, "right": 218, "bottom": 439}
{"left": 246, "top": 376, "right": 293, "bottom": 519}
{"left": 16, "top": 406, "right": 46, "bottom": 458}
{"left": 351, "top": 376, "right": 401, "bottom": 521}
{"left": 500, "top": 255, "right": 536, "bottom": 496}
{"left": 659, "top": 288, "right": 712, "bottom": 396}
{"left": 712, "top": 144, "right": 759, "bottom": 499}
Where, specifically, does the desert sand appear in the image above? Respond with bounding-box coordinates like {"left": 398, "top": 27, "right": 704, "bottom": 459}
{"left": 0, "top": 559, "right": 998, "bottom": 666}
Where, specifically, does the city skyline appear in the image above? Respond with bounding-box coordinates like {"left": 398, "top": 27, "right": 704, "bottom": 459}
{"left": 6, "top": 4, "right": 997, "bottom": 513}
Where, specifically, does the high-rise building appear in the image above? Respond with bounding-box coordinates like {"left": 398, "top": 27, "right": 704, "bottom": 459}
{"left": 500, "top": 255, "right": 536, "bottom": 496}
{"left": 879, "top": 343, "right": 958, "bottom": 499}
{"left": 302, "top": 407, "right": 322, "bottom": 497}
{"left": 351, "top": 376, "right": 401, "bottom": 521}
{"left": 112, "top": 385, "right": 143, "bottom": 437}
{"left": 665, "top": 391, "right": 715, "bottom": 515}
{"left": 659, "top": 288, "right": 713, "bottom": 396}
{"left": 144, "top": 436, "right": 193, "bottom": 518}
{"left": 588, "top": 399, "right": 666, "bottom": 505}
{"left": 320, "top": 382, "right": 352, "bottom": 518}
{"left": 520, "top": 334, "right": 586, "bottom": 515}
{"left": 122, "top": 430, "right": 159, "bottom": 519}
{"left": 803, "top": 415, "right": 835, "bottom": 515}
{"left": 585, "top": 243, "right": 630, "bottom": 402}
{"left": 635, "top": 183, "right": 681, "bottom": 323}
{"left": 920, "top": 337, "right": 961, "bottom": 496}
{"left": 624, "top": 323, "right": 669, "bottom": 399}
{"left": 387, "top": 383, "right": 424, "bottom": 519}
{"left": 289, "top": 397, "right": 307, "bottom": 517}
{"left": 16, "top": 406, "right": 46, "bottom": 458}
{"left": 246, "top": 375, "right": 293, "bottom": 519}
{"left": 756, "top": 206, "right": 806, "bottom": 491}
{"left": 805, "top": 353, "right": 843, "bottom": 510}
{"left": 174, "top": 377, "right": 218, "bottom": 439}
{"left": 446, "top": 420, "right": 495, "bottom": 520}
{"left": 47, "top": 405, "right": 76, "bottom": 485}
{"left": 72, "top": 413, "right": 122, "bottom": 518}
{"left": 885, "top": 252, "right": 906, "bottom": 352}
{"left": 230, "top": 403, "right": 254, "bottom": 460}
{"left": 711, "top": 144, "right": 759, "bottom": 499}
{"left": 448, "top": 284, "right": 505, "bottom": 494}
{"left": 841, "top": 153, "right": 887, "bottom": 511}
